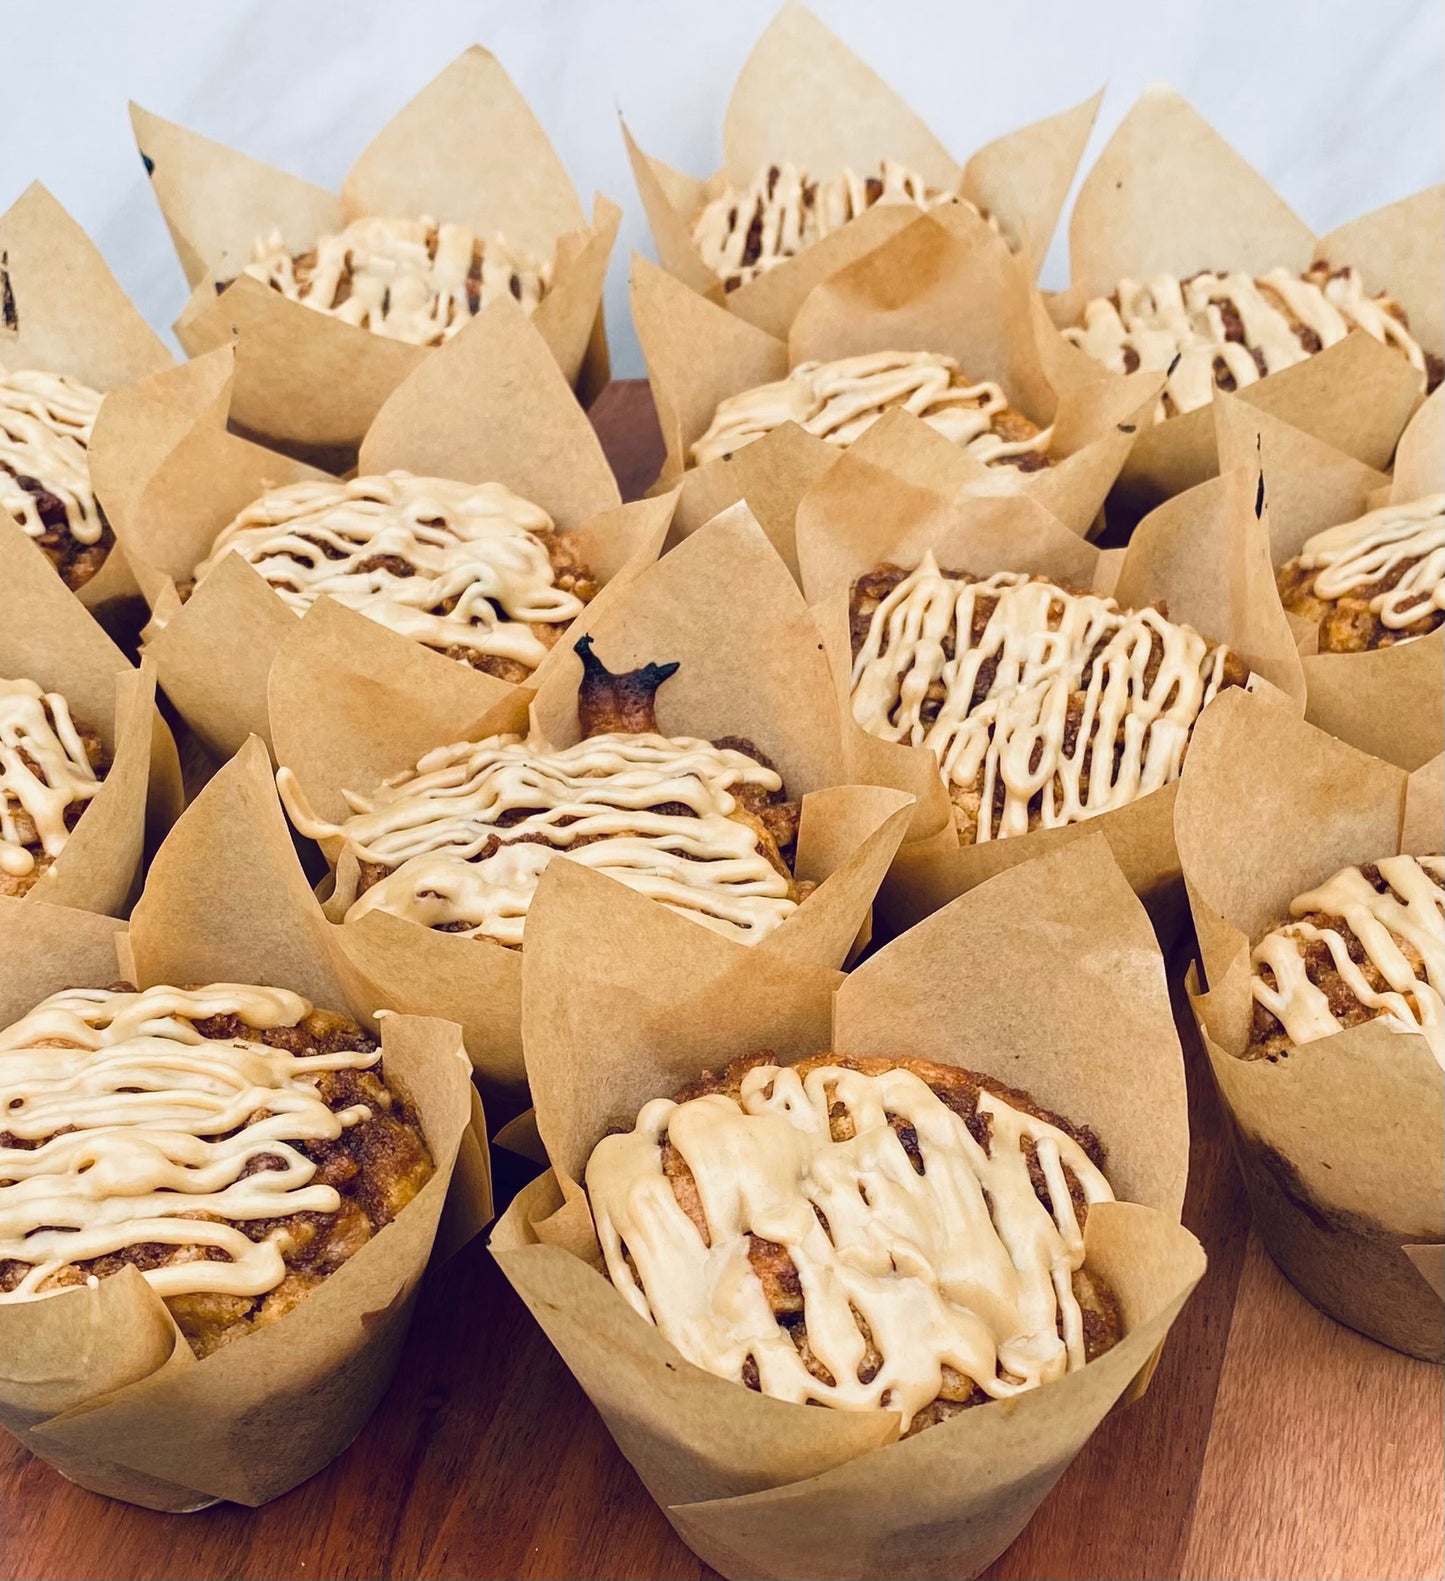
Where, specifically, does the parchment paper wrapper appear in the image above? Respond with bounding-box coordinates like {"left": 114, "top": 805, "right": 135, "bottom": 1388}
{"left": 1044, "top": 85, "right": 1440, "bottom": 510}
{"left": 0, "top": 737, "right": 492, "bottom": 1509}
{"left": 132, "top": 45, "right": 614, "bottom": 457}
{"left": 638, "top": 209, "right": 1160, "bottom": 567}
{"left": 793, "top": 450, "right": 1305, "bottom": 942}
{"left": 1215, "top": 388, "right": 1444, "bottom": 770}
{"left": 625, "top": 0, "right": 1101, "bottom": 338}
{"left": 1176, "top": 688, "right": 1442, "bottom": 1359}
{"left": 271, "top": 505, "right": 915, "bottom": 1102}
{"left": 491, "top": 833, "right": 1204, "bottom": 1581}
{"left": 0, "top": 517, "right": 181, "bottom": 914}
{"left": 90, "top": 300, "right": 663, "bottom": 760}
{"left": 0, "top": 182, "right": 174, "bottom": 616}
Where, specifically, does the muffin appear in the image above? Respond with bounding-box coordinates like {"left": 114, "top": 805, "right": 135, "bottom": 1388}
{"left": 0, "top": 677, "right": 110, "bottom": 896}
{"left": 241, "top": 214, "right": 552, "bottom": 346}
{"left": 1063, "top": 262, "right": 1442, "bottom": 422}
{"left": 849, "top": 552, "right": 1247, "bottom": 842}
{"left": 0, "top": 366, "right": 111, "bottom": 590}
{"left": 279, "top": 635, "right": 813, "bottom": 947}
{"left": 587, "top": 1050, "right": 1121, "bottom": 1435}
{"left": 0, "top": 982, "right": 434, "bottom": 1359}
{"left": 1275, "top": 495, "right": 1444, "bottom": 653}
{"left": 185, "top": 470, "right": 597, "bottom": 683}
{"left": 690, "top": 351, "right": 1052, "bottom": 470}
{"left": 1248, "top": 854, "right": 1444, "bottom": 1069}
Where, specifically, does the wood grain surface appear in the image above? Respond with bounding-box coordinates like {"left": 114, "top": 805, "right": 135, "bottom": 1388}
{"left": 0, "top": 382, "right": 1438, "bottom": 1581}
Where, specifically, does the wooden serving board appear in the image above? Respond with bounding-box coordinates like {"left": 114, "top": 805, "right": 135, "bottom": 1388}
{"left": 2, "top": 383, "right": 1438, "bottom": 1581}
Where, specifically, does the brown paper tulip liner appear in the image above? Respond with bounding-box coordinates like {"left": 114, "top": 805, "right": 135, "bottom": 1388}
{"left": 489, "top": 833, "right": 1204, "bottom": 1581}
{"left": 791, "top": 444, "right": 1306, "bottom": 943}
{"left": 1214, "top": 388, "right": 1444, "bottom": 772}
{"left": 625, "top": 0, "right": 1102, "bottom": 340}
{"left": 268, "top": 505, "right": 916, "bottom": 1102}
{"left": 88, "top": 302, "right": 672, "bottom": 762}
{"left": 0, "top": 738, "right": 492, "bottom": 1511}
{"left": 637, "top": 210, "right": 1161, "bottom": 572}
{"left": 1042, "top": 85, "right": 1441, "bottom": 511}
{"left": 0, "top": 182, "right": 174, "bottom": 618}
{"left": 0, "top": 517, "right": 181, "bottom": 915}
{"left": 1175, "top": 688, "right": 1442, "bottom": 1360}
{"left": 131, "top": 45, "right": 616, "bottom": 458}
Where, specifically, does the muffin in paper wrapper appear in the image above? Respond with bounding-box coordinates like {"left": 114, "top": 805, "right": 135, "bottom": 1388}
{"left": 0, "top": 738, "right": 491, "bottom": 1510}
{"left": 1215, "top": 387, "right": 1443, "bottom": 771}
{"left": 1043, "top": 84, "right": 1440, "bottom": 511}
{"left": 270, "top": 504, "right": 915, "bottom": 1103}
{"left": 131, "top": 45, "right": 615, "bottom": 459}
{"left": 490, "top": 833, "right": 1204, "bottom": 1581}
{"left": 636, "top": 207, "right": 1161, "bottom": 568}
{"left": 88, "top": 301, "right": 672, "bottom": 761}
{"left": 0, "top": 182, "right": 174, "bottom": 617}
{"left": 1175, "top": 687, "right": 1442, "bottom": 1359}
{"left": 625, "top": 0, "right": 1101, "bottom": 338}
{"left": 792, "top": 442, "right": 1306, "bottom": 942}
{"left": 0, "top": 517, "right": 181, "bottom": 915}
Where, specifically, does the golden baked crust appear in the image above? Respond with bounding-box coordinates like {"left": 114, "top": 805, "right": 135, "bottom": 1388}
{"left": 1275, "top": 496, "right": 1444, "bottom": 654}
{"left": 1247, "top": 855, "right": 1444, "bottom": 1065}
{"left": 0, "top": 679, "right": 111, "bottom": 897}
{"left": 849, "top": 558, "right": 1248, "bottom": 843}
{"left": 0, "top": 985, "right": 433, "bottom": 1358}
{"left": 589, "top": 1051, "right": 1122, "bottom": 1433}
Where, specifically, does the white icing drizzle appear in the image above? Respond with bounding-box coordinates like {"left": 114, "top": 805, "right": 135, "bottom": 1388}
{"left": 0, "top": 678, "right": 102, "bottom": 881}
{"left": 587, "top": 1061, "right": 1115, "bottom": 1428}
{"left": 0, "top": 366, "right": 105, "bottom": 546}
{"left": 0, "top": 984, "right": 380, "bottom": 1302}
{"left": 193, "top": 470, "right": 582, "bottom": 670}
{"left": 690, "top": 351, "right": 1052, "bottom": 468}
{"left": 1293, "top": 494, "right": 1445, "bottom": 635}
{"left": 244, "top": 214, "right": 551, "bottom": 346}
{"left": 1063, "top": 265, "right": 1430, "bottom": 422}
{"left": 1251, "top": 855, "right": 1445, "bottom": 1070}
{"left": 279, "top": 731, "right": 798, "bottom": 947}
{"left": 850, "top": 553, "right": 1231, "bottom": 842}
{"left": 691, "top": 160, "right": 981, "bottom": 290}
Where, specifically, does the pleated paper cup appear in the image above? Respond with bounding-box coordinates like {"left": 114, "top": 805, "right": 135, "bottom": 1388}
{"left": 0, "top": 182, "right": 174, "bottom": 619}
{"left": 0, "top": 516, "right": 181, "bottom": 915}
{"left": 638, "top": 208, "right": 1160, "bottom": 570}
{"left": 89, "top": 301, "right": 670, "bottom": 761}
{"left": 132, "top": 45, "right": 615, "bottom": 458}
{"left": 270, "top": 505, "right": 915, "bottom": 1101}
{"left": 1214, "top": 387, "right": 1444, "bottom": 771}
{"left": 1044, "top": 84, "right": 1440, "bottom": 511}
{"left": 1176, "top": 688, "right": 1442, "bottom": 1359}
{"left": 625, "top": 0, "right": 1101, "bottom": 338}
{"left": 0, "top": 739, "right": 492, "bottom": 1510}
{"left": 491, "top": 834, "right": 1203, "bottom": 1581}
{"left": 792, "top": 444, "right": 1306, "bottom": 941}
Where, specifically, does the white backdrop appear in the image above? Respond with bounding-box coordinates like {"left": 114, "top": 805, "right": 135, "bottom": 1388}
{"left": 5, "top": 0, "right": 1441, "bottom": 377}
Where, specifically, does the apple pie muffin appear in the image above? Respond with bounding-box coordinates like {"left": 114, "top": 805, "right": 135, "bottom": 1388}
{"left": 691, "top": 351, "right": 1052, "bottom": 469}
{"left": 850, "top": 552, "right": 1247, "bottom": 842}
{"left": 185, "top": 470, "right": 597, "bottom": 682}
{"left": 1062, "top": 262, "right": 1442, "bottom": 421}
{"left": 691, "top": 160, "right": 992, "bottom": 292}
{"left": 1248, "top": 854, "right": 1444, "bottom": 1070}
{"left": 0, "top": 677, "right": 110, "bottom": 897}
{"left": 0, "top": 365, "right": 111, "bottom": 591}
{"left": 1275, "top": 495, "right": 1444, "bottom": 653}
{"left": 587, "top": 1051, "right": 1121, "bottom": 1433}
{"left": 0, "top": 983, "right": 433, "bottom": 1358}
{"left": 279, "top": 636, "right": 812, "bottom": 947}
{"left": 241, "top": 214, "right": 552, "bottom": 346}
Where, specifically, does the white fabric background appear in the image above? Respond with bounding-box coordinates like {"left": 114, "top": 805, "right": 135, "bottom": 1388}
{"left": 4, "top": 0, "right": 1441, "bottom": 377}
